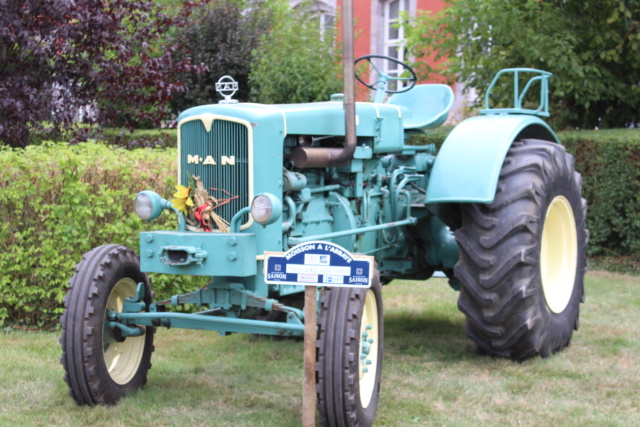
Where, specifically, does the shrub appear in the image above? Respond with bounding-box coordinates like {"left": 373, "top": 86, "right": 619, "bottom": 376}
{"left": 0, "top": 143, "right": 201, "bottom": 327}
{"left": 249, "top": 0, "right": 343, "bottom": 104}
{"left": 407, "top": 126, "right": 454, "bottom": 149}
{"left": 102, "top": 128, "right": 178, "bottom": 149}
{"left": 170, "top": 0, "right": 272, "bottom": 110}
{"left": 0, "top": 0, "right": 207, "bottom": 148}
{"left": 402, "top": 0, "right": 640, "bottom": 129}
{"left": 561, "top": 129, "right": 640, "bottom": 259}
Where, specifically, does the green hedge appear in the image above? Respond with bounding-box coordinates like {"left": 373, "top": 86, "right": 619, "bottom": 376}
{"left": 407, "top": 126, "right": 454, "bottom": 149}
{"left": 560, "top": 129, "right": 640, "bottom": 272}
{"left": 0, "top": 143, "right": 202, "bottom": 327}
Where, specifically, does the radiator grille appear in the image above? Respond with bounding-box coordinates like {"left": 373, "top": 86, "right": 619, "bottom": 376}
{"left": 179, "top": 117, "right": 251, "bottom": 228}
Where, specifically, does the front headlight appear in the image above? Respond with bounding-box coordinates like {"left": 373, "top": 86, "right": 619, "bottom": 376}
{"left": 250, "top": 193, "right": 282, "bottom": 226}
{"left": 134, "top": 191, "right": 170, "bottom": 221}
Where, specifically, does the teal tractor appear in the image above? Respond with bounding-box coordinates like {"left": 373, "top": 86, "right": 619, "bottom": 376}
{"left": 60, "top": 56, "right": 587, "bottom": 426}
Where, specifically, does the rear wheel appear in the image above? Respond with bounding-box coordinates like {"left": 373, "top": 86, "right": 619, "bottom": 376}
{"left": 455, "top": 139, "right": 587, "bottom": 360}
{"left": 60, "top": 244, "right": 154, "bottom": 404}
{"left": 316, "top": 269, "right": 383, "bottom": 426}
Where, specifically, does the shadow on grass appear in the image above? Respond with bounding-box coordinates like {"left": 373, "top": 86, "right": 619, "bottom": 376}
{"left": 383, "top": 311, "right": 475, "bottom": 362}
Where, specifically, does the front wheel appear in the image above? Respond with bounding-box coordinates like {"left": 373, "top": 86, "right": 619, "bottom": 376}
{"left": 455, "top": 139, "right": 587, "bottom": 361}
{"left": 316, "top": 269, "right": 383, "bottom": 426}
{"left": 60, "top": 244, "right": 154, "bottom": 405}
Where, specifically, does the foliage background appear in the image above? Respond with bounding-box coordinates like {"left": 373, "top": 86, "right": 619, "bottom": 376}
{"left": 170, "top": 0, "right": 272, "bottom": 109}
{"left": 248, "top": 0, "right": 343, "bottom": 103}
{"left": 561, "top": 129, "right": 640, "bottom": 272}
{"left": 402, "top": 0, "right": 640, "bottom": 129}
{"left": 0, "top": 0, "right": 208, "bottom": 147}
{"left": 0, "top": 143, "right": 203, "bottom": 327}
{"left": 0, "top": 0, "right": 343, "bottom": 148}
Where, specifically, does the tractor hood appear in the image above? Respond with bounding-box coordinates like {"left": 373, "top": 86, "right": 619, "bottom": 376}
{"left": 177, "top": 100, "right": 405, "bottom": 152}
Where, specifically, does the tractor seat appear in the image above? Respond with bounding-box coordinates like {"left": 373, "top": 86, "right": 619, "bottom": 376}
{"left": 387, "top": 84, "right": 454, "bottom": 133}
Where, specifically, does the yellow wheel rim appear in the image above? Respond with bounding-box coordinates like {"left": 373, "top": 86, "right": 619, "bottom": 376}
{"left": 103, "top": 278, "right": 145, "bottom": 385}
{"left": 358, "top": 290, "right": 379, "bottom": 408}
{"left": 540, "top": 196, "right": 578, "bottom": 313}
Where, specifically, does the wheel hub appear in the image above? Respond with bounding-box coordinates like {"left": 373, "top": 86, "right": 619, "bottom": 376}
{"left": 540, "top": 195, "right": 578, "bottom": 313}
{"left": 103, "top": 278, "right": 146, "bottom": 385}
{"left": 360, "top": 327, "right": 374, "bottom": 373}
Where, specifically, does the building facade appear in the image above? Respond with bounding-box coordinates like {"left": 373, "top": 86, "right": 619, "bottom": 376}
{"left": 354, "top": 0, "right": 447, "bottom": 82}
{"left": 301, "top": 0, "right": 466, "bottom": 114}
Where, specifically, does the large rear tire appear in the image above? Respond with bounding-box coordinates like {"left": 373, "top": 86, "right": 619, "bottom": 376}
{"left": 455, "top": 139, "right": 587, "bottom": 361}
{"left": 316, "top": 269, "right": 383, "bottom": 426}
{"left": 60, "top": 244, "right": 154, "bottom": 405}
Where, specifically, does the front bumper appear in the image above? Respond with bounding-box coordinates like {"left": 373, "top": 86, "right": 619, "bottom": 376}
{"left": 140, "top": 231, "right": 257, "bottom": 277}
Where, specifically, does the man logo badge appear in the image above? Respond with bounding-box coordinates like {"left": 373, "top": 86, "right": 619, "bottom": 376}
{"left": 187, "top": 155, "right": 235, "bottom": 166}
{"left": 216, "top": 75, "right": 239, "bottom": 104}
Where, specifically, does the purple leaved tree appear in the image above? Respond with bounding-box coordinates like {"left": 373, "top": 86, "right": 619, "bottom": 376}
{"left": 0, "top": 0, "right": 208, "bottom": 147}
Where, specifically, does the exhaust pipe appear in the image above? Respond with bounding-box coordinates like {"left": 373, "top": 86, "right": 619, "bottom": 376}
{"left": 291, "top": 0, "right": 357, "bottom": 169}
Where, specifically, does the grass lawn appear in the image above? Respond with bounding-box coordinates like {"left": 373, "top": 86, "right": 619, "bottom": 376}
{"left": 1, "top": 271, "right": 638, "bottom": 426}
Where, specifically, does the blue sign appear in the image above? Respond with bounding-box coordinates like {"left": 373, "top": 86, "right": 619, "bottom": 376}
{"left": 264, "top": 241, "right": 373, "bottom": 288}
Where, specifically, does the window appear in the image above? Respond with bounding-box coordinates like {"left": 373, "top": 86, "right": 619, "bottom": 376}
{"left": 320, "top": 12, "right": 335, "bottom": 37}
{"left": 289, "top": 0, "right": 335, "bottom": 38}
{"left": 383, "top": 0, "right": 409, "bottom": 91}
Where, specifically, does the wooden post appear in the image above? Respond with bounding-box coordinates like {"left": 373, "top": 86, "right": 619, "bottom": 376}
{"left": 302, "top": 286, "right": 317, "bottom": 426}
{"left": 303, "top": 0, "right": 352, "bottom": 422}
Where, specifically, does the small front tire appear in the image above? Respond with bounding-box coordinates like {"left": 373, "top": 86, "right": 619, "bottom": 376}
{"left": 316, "top": 269, "right": 383, "bottom": 426}
{"left": 60, "top": 244, "right": 154, "bottom": 405}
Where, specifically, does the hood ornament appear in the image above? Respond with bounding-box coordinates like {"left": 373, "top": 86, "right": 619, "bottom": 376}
{"left": 215, "top": 75, "right": 239, "bottom": 104}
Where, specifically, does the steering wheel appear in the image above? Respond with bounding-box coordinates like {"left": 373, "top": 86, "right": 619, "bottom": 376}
{"left": 354, "top": 54, "right": 417, "bottom": 102}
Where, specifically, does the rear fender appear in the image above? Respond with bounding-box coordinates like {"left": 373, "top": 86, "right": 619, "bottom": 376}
{"left": 425, "top": 115, "right": 559, "bottom": 204}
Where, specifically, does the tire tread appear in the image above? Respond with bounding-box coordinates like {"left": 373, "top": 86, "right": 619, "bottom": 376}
{"left": 60, "top": 245, "right": 154, "bottom": 405}
{"left": 454, "top": 139, "right": 587, "bottom": 361}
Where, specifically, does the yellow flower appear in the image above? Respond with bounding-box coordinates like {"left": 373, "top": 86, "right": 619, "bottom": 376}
{"left": 171, "top": 185, "right": 194, "bottom": 214}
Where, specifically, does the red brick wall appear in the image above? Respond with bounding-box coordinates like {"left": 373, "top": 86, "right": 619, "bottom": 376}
{"left": 414, "top": 0, "right": 448, "bottom": 84}
{"left": 338, "top": 0, "right": 453, "bottom": 99}
{"left": 353, "top": 0, "right": 371, "bottom": 61}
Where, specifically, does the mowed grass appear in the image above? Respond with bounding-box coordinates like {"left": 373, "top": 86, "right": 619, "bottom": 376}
{"left": 1, "top": 271, "right": 638, "bottom": 426}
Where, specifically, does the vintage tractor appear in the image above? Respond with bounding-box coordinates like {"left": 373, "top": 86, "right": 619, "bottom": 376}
{"left": 60, "top": 56, "right": 587, "bottom": 425}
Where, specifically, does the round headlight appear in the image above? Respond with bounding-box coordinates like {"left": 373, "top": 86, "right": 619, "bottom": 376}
{"left": 251, "top": 195, "right": 273, "bottom": 223}
{"left": 134, "top": 192, "right": 154, "bottom": 220}
{"left": 250, "top": 193, "right": 282, "bottom": 225}
{"left": 134, "top": 191, "right": 167, "bottom": 221}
